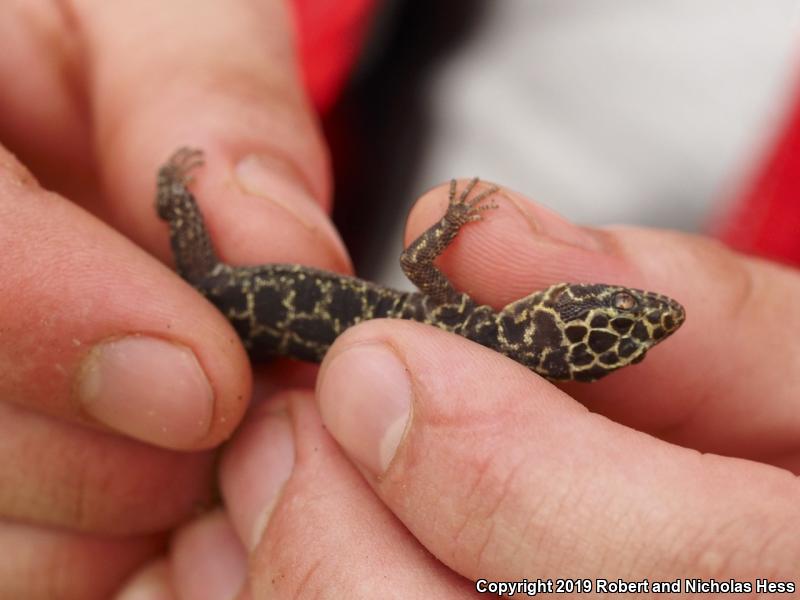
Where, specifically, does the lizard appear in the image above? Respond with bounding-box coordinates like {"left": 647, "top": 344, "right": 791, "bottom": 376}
{"left": 156, "top": 147, "right": 685, "bottom": 382}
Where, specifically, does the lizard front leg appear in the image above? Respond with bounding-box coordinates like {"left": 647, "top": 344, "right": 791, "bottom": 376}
{"left": 399, "top": 178, "right": 498, "bottom": 305}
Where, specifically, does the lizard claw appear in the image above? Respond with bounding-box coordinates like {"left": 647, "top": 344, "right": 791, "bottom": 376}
{"left": 475, "top": 200, "right": 499, "bottom": 212}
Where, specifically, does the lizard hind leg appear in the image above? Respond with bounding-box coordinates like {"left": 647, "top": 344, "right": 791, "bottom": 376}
{"left": 400, "top": 178, "right": 500, "bottom": 304}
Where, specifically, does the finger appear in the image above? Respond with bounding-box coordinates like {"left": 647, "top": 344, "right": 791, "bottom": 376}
{"left": 219, "top": 391, "right": 473, "bottom": 597}
{"left": 114, "top": 559, "right": 176, "bottom": 600}
{"left": 0, "top": 402, "right": 214, "bottom": 533}
{"left": 169, "top": 510, "right": 247, "bottom": 600}
{"left": 70, "top": 0, "right": 350, "bottom": 273}
{"left": 0, "top": 518, "right": 161, "bottom": 600}
{"left": 0, "top": 146, "right": 249, "bottom": 449}
{"left": 0, "top": 2, "right": 95, "bottom": 200}
{"left": 317, "top": 320, "right": 800, "bottom": 580}
{"left": 405, "top": 181, "right": 800, "bottom": 461}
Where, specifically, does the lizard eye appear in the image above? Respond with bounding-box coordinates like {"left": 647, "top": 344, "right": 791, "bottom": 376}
{"left": 612, "top": 291, "right": 637, "bottom": 311}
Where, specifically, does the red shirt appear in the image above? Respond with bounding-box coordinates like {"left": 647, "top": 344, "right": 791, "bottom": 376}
{"left": 293, "top": 1, "right": 800, "bottom": 266}
{"left": 716, "top": 79, "right": 800, "bottom": 267}
{"left": 291, "top": 0, "right": 376, "bottom": 114}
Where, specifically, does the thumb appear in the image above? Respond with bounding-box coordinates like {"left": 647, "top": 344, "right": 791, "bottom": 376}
{"left": 316, "top": 319, "right": 800, "bottom": 581}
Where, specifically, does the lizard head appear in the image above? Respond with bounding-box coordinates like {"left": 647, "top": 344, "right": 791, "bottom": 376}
{"left": 495, "top": 282, "right": 685, "bottom": 381}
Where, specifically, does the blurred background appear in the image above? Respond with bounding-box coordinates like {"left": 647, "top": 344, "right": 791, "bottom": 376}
{"left": 293, "top": 0, "right": 800, "bottom": 286}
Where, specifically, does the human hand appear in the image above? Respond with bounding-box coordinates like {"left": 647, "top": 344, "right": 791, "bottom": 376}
{"left": 136, "top": 182, "right": 800, "bottom": 597}
{"left": 0, "top": 1, "right": 348, "bottom": 597}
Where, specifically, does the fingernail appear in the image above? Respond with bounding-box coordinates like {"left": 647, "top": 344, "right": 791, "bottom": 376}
{"left": 317, "top": 343, "right": 412, "bottom": 476}
{"left": 235, "top": 153, "right": 349, "bottom": 266}
{"left": 244, "top": 413, "right": 295, "bottom": 549}
{"left": 78, "top": 336, "right": 213, "bottom": 448}
{"left": 235, "top": 153, "right": 316, "bottom": 208}
{"left": 503, "top": 190, "right": 606, "bottom": 251}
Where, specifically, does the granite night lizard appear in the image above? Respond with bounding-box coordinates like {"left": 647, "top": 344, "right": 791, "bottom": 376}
{"left": 156, "top": 147, "right": 685, "bottom": 382}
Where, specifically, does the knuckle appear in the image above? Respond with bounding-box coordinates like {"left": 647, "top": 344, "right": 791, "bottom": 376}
{"left": 448, "top": 445, "right": 558, "bottom": 572}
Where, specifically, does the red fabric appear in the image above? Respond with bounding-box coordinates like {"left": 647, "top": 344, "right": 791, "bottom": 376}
{"left": 717, "top": 79, "right": 800, "bottom": 267}
{"left": 290, "top": 0, "right": 377, "bottom": 114}
{"left": 291, "top": 3, "right": 800, "bottom": 264}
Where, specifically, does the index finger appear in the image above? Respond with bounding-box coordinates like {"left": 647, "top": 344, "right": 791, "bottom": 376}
{"left": 71, "top": 0, "right": 349, "bottom": 273}
{"left": 405, "top": 183, "right": 800, "bottom": 466}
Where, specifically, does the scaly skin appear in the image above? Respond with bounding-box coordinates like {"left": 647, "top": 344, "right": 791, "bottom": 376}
{"left": 156, "top": 148, "right": 685, "bottom": 381}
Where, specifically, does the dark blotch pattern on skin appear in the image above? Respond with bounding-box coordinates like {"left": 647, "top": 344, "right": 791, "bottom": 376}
{"left": 541, "top": 348, "right": 570, "bottom": 380}
{"left": 157, "top": 148, "right": 687, "bottom": 382}
{"left": 599, "top": 351, "right": 619, "bottom": 366}
{"left": 291, "top": 277, "right": 324, "bottom": 314}
{"left": 632, "top": 321, "right": 650, "bottom": 342}
{"left": 252, "top": 287, "right": 287, "bottom": 324}
{"left": 618, "top": 337, "right": 638, "bottom": 358}
{"left": 498, "top": 314, "right": 527, "bottom": 345}
{"left": 434, "top": 304, "right": 470, "bottom": 328}
{"left": 588, "top": 330, "right": 618, "bottom": 354}
{"left": 328, "top": 285, "right": 369, "bottom": 327}
{"left": 565, "top": 324, "right": 588, "bottom": 344}
{"left": 203, "top": 276, "right": 250, "bottom": 314}
{"left": 611, "top": 317, "right": 634, "bottom": 334}
{"left": 531, "top": 310, "right": 564, "bottom": 353}
{"left": 569, "top": 343, "right": 595, "bottom": 367}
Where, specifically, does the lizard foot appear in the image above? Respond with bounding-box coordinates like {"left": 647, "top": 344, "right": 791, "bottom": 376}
{"left": 156, "top": 147, "right": 206, "bottom": 221}
{"left": 164, "top": 147, "right": 205, "bottom": 185}
{"left": 446, "top": 177, "right": 499, "bottom": 225}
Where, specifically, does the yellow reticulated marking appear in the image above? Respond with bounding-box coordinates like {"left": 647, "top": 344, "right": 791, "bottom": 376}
{"left": 281, "top": 289, "right": 296, "bottom": 312}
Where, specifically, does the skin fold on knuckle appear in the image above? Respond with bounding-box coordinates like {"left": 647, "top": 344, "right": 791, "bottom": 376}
{"left": 449, "top": 450, "right": 544, "bottom": 574}
{"left": 250, "top": 516, "right": 350, "bottom": 599}
{"left": 609, "top": 226, "right": 756, "bottom": 305}
{"left": 0, "top": 523, "right": 161, "bottom": 600}
{"left": 0, "top": 403, "right": 214, "bottom": 534}
{"left": 385, "top": 417, "right": 559, "bottom": 576}
{"left": 659, "top": 239, "right": 800, "bottom": 439}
